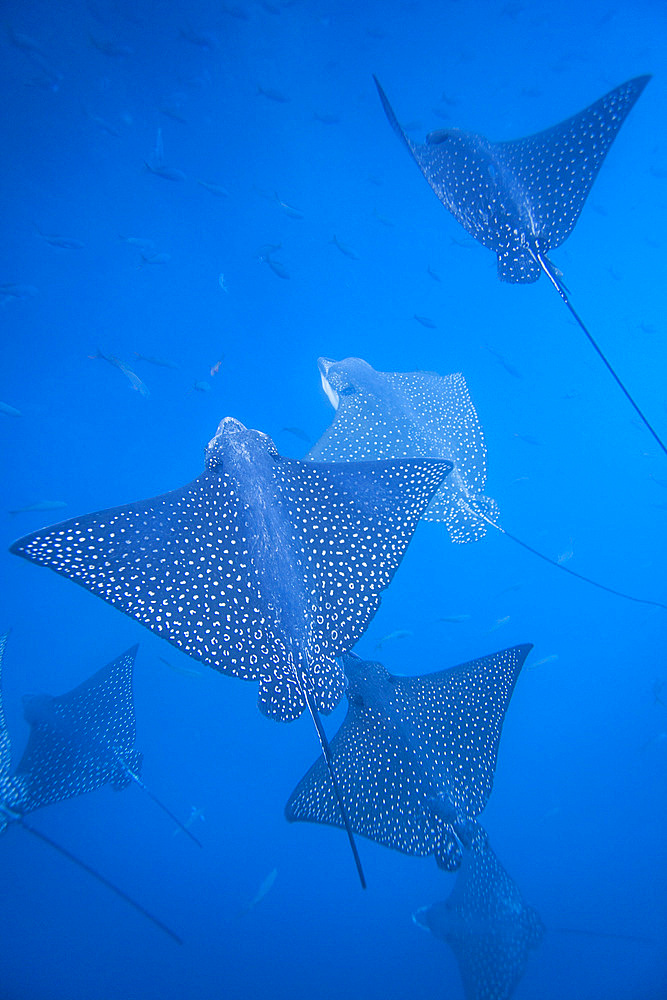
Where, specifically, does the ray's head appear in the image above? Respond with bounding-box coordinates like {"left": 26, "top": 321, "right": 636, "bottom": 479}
{"left": 413, "top": 901, "right": 453, "bottom": 940}
{"left": 206, "top": 416, "right": 278, "bottom": 473}
{"left": 341, "top": 653, "right": 396, "bottom": 712}
{"left": 22, "top": 693, "right": 56, "bottom": 727}
{"left": 317, "top": 357, "right": 383, "bottom": 411}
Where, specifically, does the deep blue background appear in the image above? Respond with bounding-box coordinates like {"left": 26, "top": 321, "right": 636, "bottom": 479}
{"left": 1, "top": 1, "right": 665, "bottom": 998}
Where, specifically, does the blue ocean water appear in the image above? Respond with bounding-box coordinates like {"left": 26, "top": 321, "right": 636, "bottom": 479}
{"left": 1, "top": 0, "right": 665, "bottom": 997}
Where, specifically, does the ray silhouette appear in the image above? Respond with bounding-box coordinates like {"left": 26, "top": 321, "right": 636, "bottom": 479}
{"left": 286, "top": 645, "right": 531, "bottom": 870}
{"left": 374, "top": 75, "right": 666, "bottom": 458}
{"left": 16, "top": 644, "right": 200, "bottom": 845}
{"left": 308, "top": 356, "right": 666, "bottom": 611}
{"left": 413, "top": 842, "right": 544, "bottom": 1000}
{"left": 0, "top": 633, "right": 181, "bottom": 943}
{"left": 10, "top": 416, "right": 453, "bottom": 887}
{"left": 414, "top": 840, "right": 654, "bottom": 1000}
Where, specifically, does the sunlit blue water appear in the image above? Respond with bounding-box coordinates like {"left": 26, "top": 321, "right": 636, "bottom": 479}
{"left": 1, "top": 1, "right": 665, "bottom": 998}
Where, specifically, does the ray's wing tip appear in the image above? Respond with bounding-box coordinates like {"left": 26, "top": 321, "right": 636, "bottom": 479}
{"left": 283, "top": 795, "right": 298, "bottom": 823}
{"left": 8, "top": 536, "right": 29, "bottom": 557}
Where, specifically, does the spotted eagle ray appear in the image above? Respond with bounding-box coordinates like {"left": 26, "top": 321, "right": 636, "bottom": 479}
{"left": 0, "top": 633, "right": 181, "bottom": 942}
{"left": 413, "top": 842, "right": 545, "bottom": 1000}
{"left": 10, "top": 416, "right": 453, "bottom": 887}
{"left": 308, "top": 356, "right": 666, "bottom": 611}
{"left": 15, "top": 643, "right": 200, "bottom": 845}
{"left": 413, "top": 840, "right": 653, "bottom": 1000}
{"left": 374, "top": 75, "right": 666, "bottom": 458}
{"left": 286, "top": 645, "right": 531, "bottom": 871}
{"left": 309, "top": 356, "right": 499, "bottom": 544}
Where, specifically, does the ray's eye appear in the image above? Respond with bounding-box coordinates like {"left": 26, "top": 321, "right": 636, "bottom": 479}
{"left": 339, "top": 385, "right": 356, "bottom": 397}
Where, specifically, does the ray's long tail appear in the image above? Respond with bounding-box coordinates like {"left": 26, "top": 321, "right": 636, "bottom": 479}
{"left": 470, "top": 506, "right": 666, "bottom": 611}
{"left": 304, "top": 691, "right": 367, "bottom": 889}
{"left": 19, "top": 818, "right": 182, "bottom": 944}
{"left": 123, "top": 765, "right": 203, "bottom": 848}
{"left": 530, "top": 248, "right": 667, "bottom": 459}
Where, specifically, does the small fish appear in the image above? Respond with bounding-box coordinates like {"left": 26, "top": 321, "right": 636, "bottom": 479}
{"left": 37, "top": 233, "right": 85, "bottom": 250}
{"left": 89, "top": 35, "right": 133, "bottom": 57}
{"left": 134, "top": 352, "right": 179, "bottom": 370}
{"left": 9, "top": 500, "right": 67, "bottom": 516}
{"left": 374, "top": 629, "right": 413, "bottom": 650}
{"left": 159, "top": 105, "right": 188, "bottom": 124}
{"left": 218, "top": 274, "right": 229, "bottom": 293}
{"left": 274, "top": 193, "right": 304, "bottom": 220}
{"left": 437, "top": 614, "right": 471, "bottom": 624}
{"left": 90, "top": 349, "right": 149, "bottom": 397}
{"left": 258, "top": 245, "right": 290, "bottom": 279}
{"left": 0, "top": 283, "right": 38, "bottom": 303}
{"left": 197, "top": 179, "right": 229, "bottom": 197}
{"left": 173, "top": 805, "right": 205, "bottom": 837}
{"left": 486, "top": 615, "right": 510, "bottom": 633}
{"left": 651, "top": 679, "right": 665, "bottom": 707}
{"left": 313, "top": 111, "right": 340, "bottom": 125}
{"left": 179, "top": 27, "right": 218, "bottom": 50}
{"left": 222, "top": 4, "right": 250, "bottom": 21}
{"left": 192, "top": 380, "right": 211, "bottom": 393}
{"left": 372, "top": 208, "right": 394, "bottom": 227}
{"left": 426, "top": 265, "right": 441, "bottom": 281}
{"left": 210, "top": 356, "right": 224, "bottom": 377}
{"left": 240, "top": 868, "right": 278, "bottom": 916}
{"left": 414, "top": 314, "right": 437, "bottom": 329}
{"left": 557, "top": 541, "right": 574, "bottom": 564}
{"left": 281, "top": 426, "right": 310, "bottom": 444}
{"left": 158, "top": 655, "right": 203, "bottom": 679}
{"left": 483, "top": 344, "right": 523, "bottom": 379}
{"left": 145, "top": 162, "right": 186, "bottom": 182}
{"left": 330, "top": 235, "right": 359, "bottom": 260}
{"left": 7, "top": 26, "right": 48, "bottom": 57}
{"left": 83, "top": 107, "right": 121, "bottom": 137}
{"left": 528, "top": 654, "right": 559, "bottom": 670}
{"left": 120, "top": 236, "right": 155, "bottom": 252}
{"left": 0, "top": 402, "right": 21, "bottom": 417}
{"left": 138, "top": 251, "right": 171, "bottom": 267}
{"left": 513, "top": 432, "right": 541, "bottom": 446}
{"left": 257, "top": 85, "right": 290, "bottom": 104}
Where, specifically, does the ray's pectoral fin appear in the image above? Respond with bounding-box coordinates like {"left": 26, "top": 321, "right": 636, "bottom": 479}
{"left": 497, "top": 246, "right": 541, "bottom": 284}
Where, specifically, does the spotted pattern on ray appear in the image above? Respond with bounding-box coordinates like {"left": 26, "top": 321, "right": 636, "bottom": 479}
{"left": 307, "top": 357, "right": 499, "bottom": 543}
{"left": 0, "top": 632, "right": 10, "bottom": 779}
{"left": 14, "top": 646, "right": 141, "bottom": 813}
{"left": 0, "top": 633, "right": 30, "bottom": 833}
{"left": 285, "top": 644, "right": 531, "bottom": 868}
{"left": 11, "top": 417, "right": 452, "bottom": 722}
{"left": 375, "top": 75, "right": 650, "bottom": 283}
{"left": 414, "top": 843, "right": 545, "bottom": 1000}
